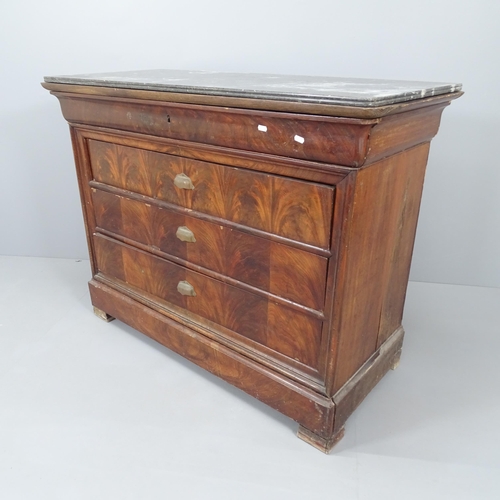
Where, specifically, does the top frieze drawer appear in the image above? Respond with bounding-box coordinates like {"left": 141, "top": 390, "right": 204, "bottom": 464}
{"left": 57, "top": 95, "right": 375, "bottom": 166}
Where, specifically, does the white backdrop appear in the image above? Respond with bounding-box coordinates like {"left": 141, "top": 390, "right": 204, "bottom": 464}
{"left": 1, "top": 0, "right": 499, "bottom": 288}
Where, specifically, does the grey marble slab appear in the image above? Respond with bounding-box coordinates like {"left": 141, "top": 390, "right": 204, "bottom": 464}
{"left": 44, "top": 69, "right": 462, "bottom": 107}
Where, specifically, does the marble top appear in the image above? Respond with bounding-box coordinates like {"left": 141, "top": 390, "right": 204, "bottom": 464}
{"left": 44, "top": 70, "right": 462, "bottom": 107}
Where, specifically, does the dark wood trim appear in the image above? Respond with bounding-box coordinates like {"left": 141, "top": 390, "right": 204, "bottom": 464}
{"left": 322, "top": 171, "right": 358, "bottom": 395}
{"left": 332, "top": 326, "right": 404, "bottom": 434}
{"left": 56, "top": 93, "right": 374, "bottom": 166}
{"left": 297, "top": 425, "right": 345, "bottom": 454}
{"left": 70, "top": 127, "right": 98, "bottom": 275}
{"left": 297, "top": 326, "right": 404, "bottom": 452}
{"left": 362, "top": 103, "right": 448, "bottom": 166}
{"left": 48, "top": 87, "right": 377, "bottom": 124}
{"left": 42, "top": 81, "right": 462, "bottom": 119}
{"left": 74, "top": 125, "right": 352, "bottom": 184}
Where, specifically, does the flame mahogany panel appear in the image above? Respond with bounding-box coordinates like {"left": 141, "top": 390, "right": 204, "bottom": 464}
{"left": 91, "top": 188, "right": 327, "bottom": 311}
{"left": 93, "top": 234, "right": 323, "bottom": 370}
{"left": 88, "top": 140, "right": 334, "bottom": 249}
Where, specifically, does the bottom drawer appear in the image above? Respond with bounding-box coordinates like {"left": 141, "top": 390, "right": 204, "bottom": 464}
{"left": 94, "top": 234, "right": 322, "bottom": 369}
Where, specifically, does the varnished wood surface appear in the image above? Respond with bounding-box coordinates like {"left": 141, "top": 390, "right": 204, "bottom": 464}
{"left": 70, "top": 127, "right": 99, "bottom": 275}
{"left": 320, "top": 171, "right": 357, "bottom": 392}
{"left": 94, "top": 234, "right": 323, "bottom": 369}
{"left": 88, "top": 139, "right": 334, "bottom": 248}
{"left": 43, "top": 82, "right": 462, "bottom": 119}
{"left": 94, "top": 231, "right": 325, "bottom": 322}
{"left": 374, "top": 148, "right": 429, "bottom": 348}
{"left": 329, "top": 143, "right": 431, "bottom": 393}
{"left": 95, "top": 272, "right": 324, "bottom": 385}
{"left": 90, "top": 180, "right": 331, "bottom": 258}
{"left": 364, "top": 103, "right": 447, "bottom": 165}
{"left": 332, "top": 326, "right": 404, "bottom": 436}
{"left": 77, "top": 126, "right": 350, "bottom": 186}
{"left": 298, "top": 324, "right": 404, "bottom": 452}
{"left": 56, "top": 93, "right": 375, "bottom": 166}
{"left": 92, "top": 187, "right": 328, "bottom": 311}
{"left": 297, "top": 424, "right": 345, "bottom": 454}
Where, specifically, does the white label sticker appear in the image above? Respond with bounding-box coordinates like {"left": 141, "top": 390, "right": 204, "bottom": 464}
{"left": 258, "top": 125, "right": 268, "bottom": 132}
{"left": 294, "top": 135, "right": 305, "bottom": 144}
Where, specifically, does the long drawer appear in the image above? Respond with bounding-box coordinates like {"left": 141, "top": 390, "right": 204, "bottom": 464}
{"left": 94, "top": 234, "right": 322, "bottom": 369}
{"left": 58, "top": 95, "right": 374, "bottom": 166}
{"left": 92, "top": 188, "right": 327, "bottom": 311}
{"left": 88, "top": 140, "right": 334, "bottom": 249}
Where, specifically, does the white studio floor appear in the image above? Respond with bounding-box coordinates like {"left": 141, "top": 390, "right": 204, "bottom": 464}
{"left": 0, "top": 255, "right": 499, "bottom": 500}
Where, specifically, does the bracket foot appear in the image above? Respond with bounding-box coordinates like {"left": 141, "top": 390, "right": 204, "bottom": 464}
{"left": 297, "top": 425, "right": 345, "bottom": 453}
{"left": 93, "top": 306, "right": 115, "bottom": 322}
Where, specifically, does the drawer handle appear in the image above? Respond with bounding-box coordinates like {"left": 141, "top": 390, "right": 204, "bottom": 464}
{"left": 177, "top": 280, "right": 196, "bottom": 297}
{"left": 176, "top": 226, "right": 196, "bottom": 243}
{"left": 174, "top": 173, "right": 194, "bottom": 190}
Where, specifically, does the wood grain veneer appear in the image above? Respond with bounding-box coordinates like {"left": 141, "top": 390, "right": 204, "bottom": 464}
{"left": 91, "top": 188, "right": 328, "bottom": 311}
{"left": 88, "top": 139, "right": 334, "bottom": 248}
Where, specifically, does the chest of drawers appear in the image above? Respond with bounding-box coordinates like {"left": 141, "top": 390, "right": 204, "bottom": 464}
{"left": 43, "top": 70, "right": 462, "bottom": 452}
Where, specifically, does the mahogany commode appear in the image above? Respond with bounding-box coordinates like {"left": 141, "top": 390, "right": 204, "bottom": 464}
{"left": 42, "top": 70, "right": 462, "bottom": 452}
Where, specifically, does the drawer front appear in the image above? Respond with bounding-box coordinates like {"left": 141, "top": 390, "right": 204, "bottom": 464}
{"left": 92, "top": 188, "right": 328, "bottom": 311}
{"left": 88, "top": 140, "right": 334, "bottom": 249}
{"left": 94, "top": 234, "right": 322, "bottom": 369}
{"left": 59, "top": 95, "right": 373, "bottom": 166}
